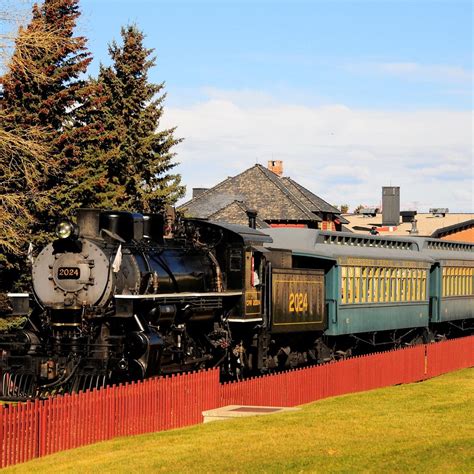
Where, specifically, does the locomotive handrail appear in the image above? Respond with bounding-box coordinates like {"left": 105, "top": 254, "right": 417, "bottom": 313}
{"left": 114, "top": 291, "right": 243, "bottom": 299}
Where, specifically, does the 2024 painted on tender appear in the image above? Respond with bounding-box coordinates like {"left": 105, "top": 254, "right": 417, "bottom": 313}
{"left": 1, "top": 208, "right": 473, "bottom": 400}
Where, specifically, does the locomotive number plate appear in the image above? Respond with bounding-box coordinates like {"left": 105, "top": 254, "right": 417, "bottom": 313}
{"left": 57, "top": 267, "right": 81, "bottom": 280}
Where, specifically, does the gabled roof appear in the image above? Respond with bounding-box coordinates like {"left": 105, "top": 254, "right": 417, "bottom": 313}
{"left": 178, "top": 176, "right": 236, "bottom": 218}
{"left": 281, "top": 177, "right": 349, "bottom": 224}
{"left": 179, "top": 164, "right": 327, "bottom": 222}
{"left": 281, "top": 177, "right": 338, "bottom": 214}
{"left": 209, "top": 200, "right": 270, "bottom": 228}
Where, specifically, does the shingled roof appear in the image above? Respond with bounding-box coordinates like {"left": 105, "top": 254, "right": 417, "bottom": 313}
{"left": 209, "top": 200, "right": 270, "bottom": 228}
{"left": 179, "top": 164, "right": 346, "bottom": 227}
{"left": 280, "top": 177, "right": 342, "bottom": 214}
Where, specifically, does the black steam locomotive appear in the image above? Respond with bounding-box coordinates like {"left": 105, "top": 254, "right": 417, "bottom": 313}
{"left": 1, "top": 208, "right": 273, "bottom": 399}
{"left": 1, "top": 208, "right": 473, "bottom": 400}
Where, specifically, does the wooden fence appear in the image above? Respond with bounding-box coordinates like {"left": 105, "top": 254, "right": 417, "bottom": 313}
{"left": 1, "top": 336, "right": 473, "bottom": 468}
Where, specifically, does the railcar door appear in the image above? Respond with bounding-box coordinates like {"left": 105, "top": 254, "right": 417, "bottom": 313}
{"left": 429, "top": 263, "right": 441, "bottom": 322}
{"left": 243, "top": 250, "right": 262, "bottom": 319}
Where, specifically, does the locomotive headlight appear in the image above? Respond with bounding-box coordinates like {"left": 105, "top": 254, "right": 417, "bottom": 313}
{"left": 56, "top": 221, "right": 77, "bottom": 240}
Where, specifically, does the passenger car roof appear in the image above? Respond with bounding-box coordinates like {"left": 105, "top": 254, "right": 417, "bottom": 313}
{"left": 412, "top": 237, "right": 474, "bottom": 262}
{"left": 187, "top": 219, "right": 273, "bottom": 246}
{"left": 264, "top": 229, "right": 434, "bottom": 263}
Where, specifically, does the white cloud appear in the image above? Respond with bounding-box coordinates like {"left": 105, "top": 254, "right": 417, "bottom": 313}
{"left": 162, "top": 89, "right": 473, "bottom": 212}
{"left": 348, "top": 61, "right": 472, "bottom": 84}
{"left": 378, "top": 62, "right": 471, "bottom": 83}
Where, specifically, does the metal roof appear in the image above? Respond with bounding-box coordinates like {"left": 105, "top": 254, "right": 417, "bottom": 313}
{"left": 430, "top": 219, "right": 474, "bottom": 238}
{"left": 413, "top": 237, "right": 474, "bottom": 262}
{"left": 188, "top": 219, "right": 273, "bottom": 245}
{"left": 264, "top": 228, "right": 434, "bottom": 263}
{"left": 342, "top": 213, "right": 474, "bottom": 237}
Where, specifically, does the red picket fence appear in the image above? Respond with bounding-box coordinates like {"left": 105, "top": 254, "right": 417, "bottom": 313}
{"left": 1, "top": 336, "right": 473, "bottom": 468}
{"left": 425, "top": 335, "right": 474, "bottom": 378}
{"left": 0, "top": 370, "right": 219, "bottom": 468}
{"left": 220, "top": 343, "right": 427, "bottom": 407}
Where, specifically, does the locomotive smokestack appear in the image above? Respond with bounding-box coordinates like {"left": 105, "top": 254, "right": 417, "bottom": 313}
{"left": 76, "top": 209, "right": 101, "bottom": 239}
{"left": 246, "top": 209, "right": 258, "bottom": 229}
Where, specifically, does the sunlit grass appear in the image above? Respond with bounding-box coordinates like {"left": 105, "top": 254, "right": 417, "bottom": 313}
{"left": 5, "top": 368, "right": 474, "bottom": 473}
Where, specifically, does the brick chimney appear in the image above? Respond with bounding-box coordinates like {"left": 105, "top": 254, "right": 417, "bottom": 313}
{"left": 268, "top": 160, "right": 283, "bottom": 177}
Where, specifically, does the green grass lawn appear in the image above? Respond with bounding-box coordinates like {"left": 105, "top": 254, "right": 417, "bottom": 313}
{"left": 5, "top": 368, "right": 474, "bottom": 473}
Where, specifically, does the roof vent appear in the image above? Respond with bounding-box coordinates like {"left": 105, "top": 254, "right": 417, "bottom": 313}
{"left": 318, "top": 232, "right": 418, "bottom": 251}
{"left": 425, "top": 239, "right": 473, "bottom": 252}
{"left": 429, "top": 208, "right": 449, "bottom": 217}
{"left": 400, "top": 210, "right": 417, "bottom": 223}
{"left": 409, "top": 219, "right": 419, "bottom": 235}
{"left": 359, "top": 207, "right": 379, "bottom": 217}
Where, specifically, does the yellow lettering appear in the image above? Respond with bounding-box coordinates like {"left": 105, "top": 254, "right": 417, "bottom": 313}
{"left": 288, "top": 292, "right": 309, "bottom": 314}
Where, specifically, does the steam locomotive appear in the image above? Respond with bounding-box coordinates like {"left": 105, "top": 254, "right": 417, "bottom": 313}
{"left": 1, "top": 208, "right": 473, "bottom": 400}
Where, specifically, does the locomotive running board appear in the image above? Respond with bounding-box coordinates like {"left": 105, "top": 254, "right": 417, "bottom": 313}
{"left": 115, "top": 291, "right": 243, "bottom": 299}
{"left": 227, "top": 318, "right": 263, "bottom": 323}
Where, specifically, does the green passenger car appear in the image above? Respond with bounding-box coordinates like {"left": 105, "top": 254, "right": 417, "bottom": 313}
{"left": 420, "top": 239, "right": 474, "bottom": 324}
{"left": 266, "top": 229, "right": 433, "bottom": 337}
{"left": 266, "top": 229, "right": 474, "bottom": 343}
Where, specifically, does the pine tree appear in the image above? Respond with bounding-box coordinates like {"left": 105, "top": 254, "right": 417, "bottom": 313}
{"left": 92, "top": 25, "right": 185, "bottom": 211}
{"left": 1, "top": 0, "right": 93, "bottom": 220}
{"left": 0, "top": 0, "right": 93, "bottom": 296}
{"left": 63, "top": 76, "right": 120, "bottom": 210}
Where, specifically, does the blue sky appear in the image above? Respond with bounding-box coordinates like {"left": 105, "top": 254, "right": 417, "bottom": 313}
{"left": 81, "top": 1, "right": 471, "bottom": 109}
{"left": 78, "top": 0, "right": 472, "bottom": 211}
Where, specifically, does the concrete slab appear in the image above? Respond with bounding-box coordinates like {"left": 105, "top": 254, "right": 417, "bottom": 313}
{"left": 202, "top": 405, "right": 300, "bottom": 423}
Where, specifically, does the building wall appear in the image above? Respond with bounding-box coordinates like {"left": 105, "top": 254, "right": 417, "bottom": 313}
{"left": 321, "top": 220, "right": 336, "bottom": 231}
{"left": 269, "top": 223, "right": 308, "bottom": 228}
{"left": 441, "top": 227, "right": 474, "bottom": 243}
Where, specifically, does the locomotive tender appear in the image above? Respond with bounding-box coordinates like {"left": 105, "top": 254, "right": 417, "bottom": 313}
{"left": 1, "top": 208, "right": 473, "bottom": 400}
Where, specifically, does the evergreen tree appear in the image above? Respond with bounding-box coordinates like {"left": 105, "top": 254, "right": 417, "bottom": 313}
{"left": 1, "top": 0, "right": 93, "bottom": 220}
{"left": 0, "top": 0, "right": 93, "bottom": 295}
{"left": 91, "top": 25, "right": 185, "bottom": 211}
{"left": 64, "top": 76, "right": 120, "bottom": 210}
